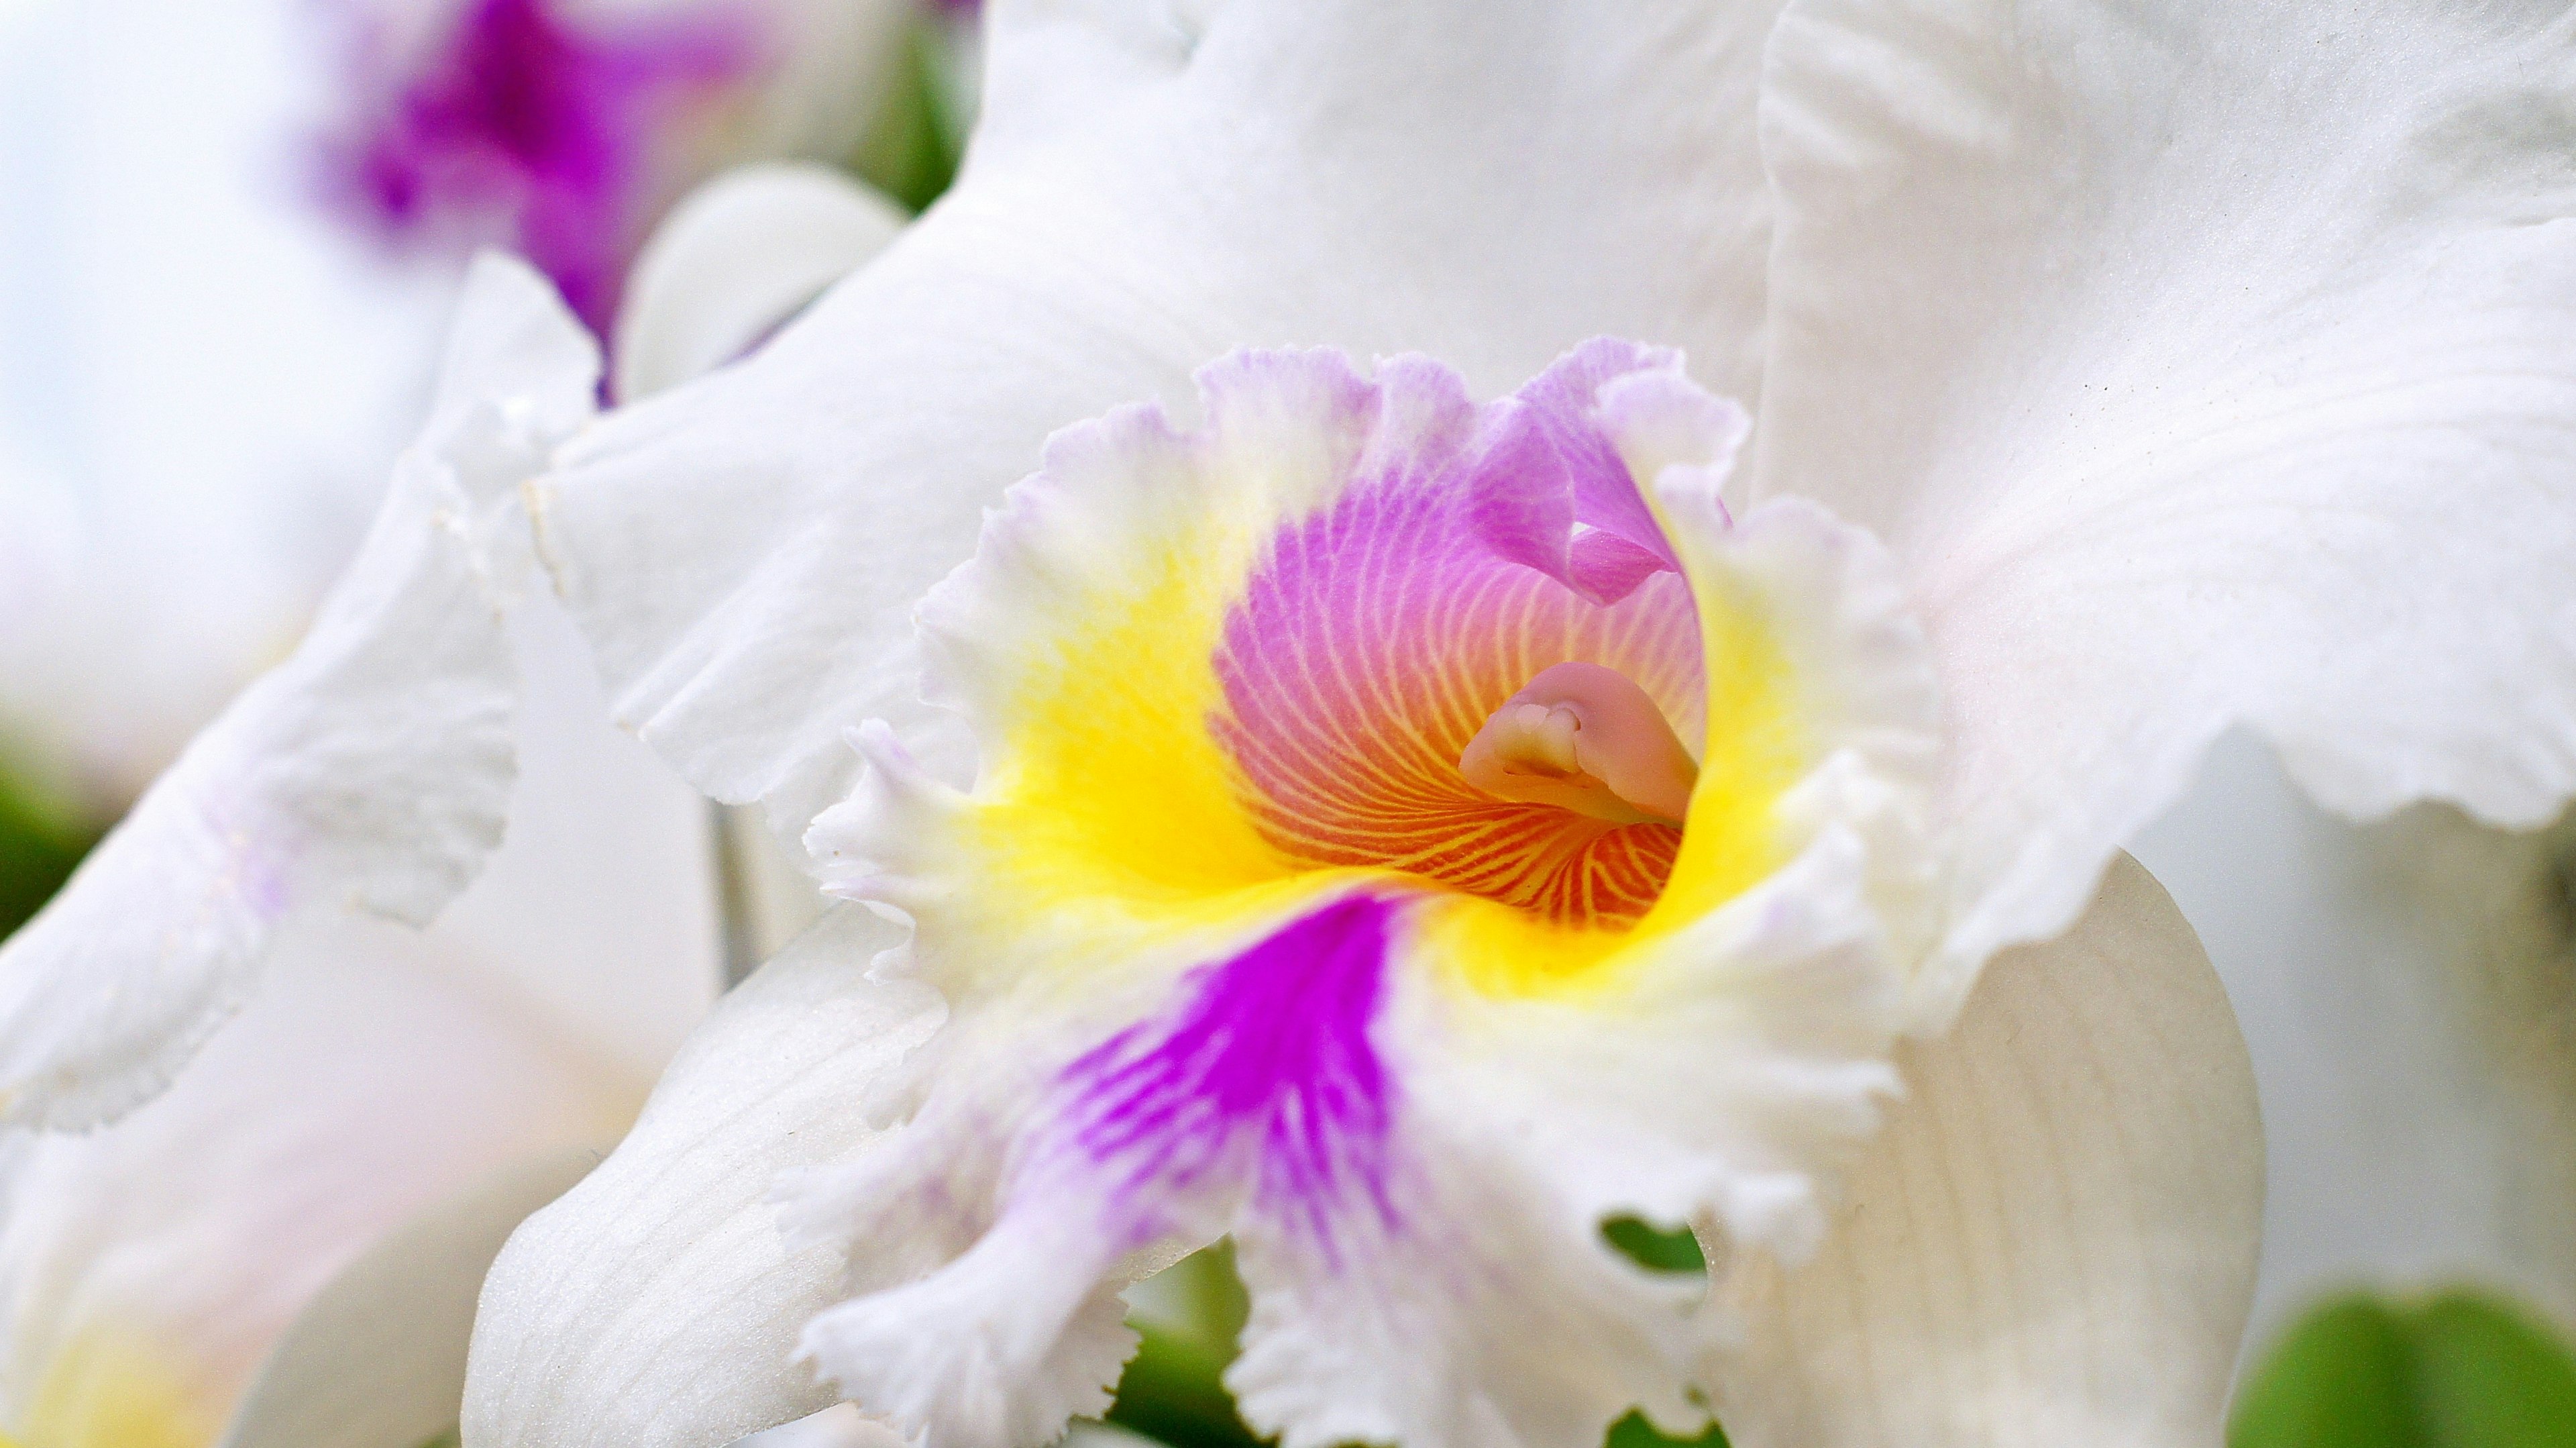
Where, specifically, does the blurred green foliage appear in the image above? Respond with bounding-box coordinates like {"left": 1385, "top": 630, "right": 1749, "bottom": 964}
{"left": 1601, "top": 1217, "right": 1707, "bottom": 1276}
{"left": 0, "top": 768, "right": 93, "bottom": 939}
{"left": 1107, "top": 1242, "right": 1263, "bottom": 1447}
{"left": 848, "top": 14, "right": 968, "bottom": 215}
{"left": 1108, "top": 1321, "right": 1269, "bottom": 1448}
{"left": 2233, "top": 1290, "right": 2576, "bottom": 1448}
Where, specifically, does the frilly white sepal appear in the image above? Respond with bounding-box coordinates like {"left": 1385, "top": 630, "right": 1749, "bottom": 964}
{"left": 796, "top": 1207, "right": 1137, "bottom": 1448}
{"left": 806, "top": 722, "right": 971, "bottom": 902}
{"left": 0, "top": 256, "right": 598, "bottom": 1130}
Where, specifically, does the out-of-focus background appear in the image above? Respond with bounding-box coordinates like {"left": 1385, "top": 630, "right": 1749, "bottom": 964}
{"left": 1, "top": 3, "right": 2570, "bottom": 1447}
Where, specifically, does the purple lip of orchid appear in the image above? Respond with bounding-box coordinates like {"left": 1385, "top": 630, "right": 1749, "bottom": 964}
{"left": 1052, "top": 896, "right": 1400, "bottom": 1257}
{"left": 319, "top": 0, "right": 761, "bottom": 339}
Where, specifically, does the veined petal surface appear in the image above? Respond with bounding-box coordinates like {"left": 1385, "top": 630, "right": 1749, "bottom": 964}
{"left": 767, "top": 346, "right": 1937, "bottom": 1448}
{"left": 463, "top": 908, "right": 942, "bottom": 1448}
{"left": 0, "top": 256, "right": 596, "bottom": 1130}
{"left": 1754, "top": 0, "right": 2576, "bottom": 1015}
{"left": 1715, "top": 854, "right": 2263, "bottom": 1448}
{"left": 533, "top": 0, "right": 1785, "bottom": 840}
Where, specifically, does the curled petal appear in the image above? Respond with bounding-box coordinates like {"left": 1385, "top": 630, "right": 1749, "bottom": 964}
{"left": 613, "top": 163, "right": 908, "bottom": 404}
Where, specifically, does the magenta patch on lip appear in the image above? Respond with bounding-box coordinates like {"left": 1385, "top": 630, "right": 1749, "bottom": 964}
{"left": 1058, "top": 896, "right": 1399, "bottom": 1247}
{"left": 320, "top": 0, "right": 758, "bottom": 336}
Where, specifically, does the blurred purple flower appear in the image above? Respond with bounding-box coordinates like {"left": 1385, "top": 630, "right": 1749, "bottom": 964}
{"left": 321, "top": 0, "right": 760, "bottom": 336}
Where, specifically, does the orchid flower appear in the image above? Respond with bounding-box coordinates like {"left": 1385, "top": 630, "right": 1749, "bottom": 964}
{"left": 3, "top": 2, "right": 2571, "bottom": 1448}
{"left": 316, "top": 0, "right": 942, "bottom": 338}
{"left": 425, "top": 1, "right": 2569, "bottom": 1445}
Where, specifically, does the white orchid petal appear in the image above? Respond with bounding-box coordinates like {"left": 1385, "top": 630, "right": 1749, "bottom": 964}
{"left": 1753, "top": 0, "right": 2576, "bottom": 1015}
{"left": 0, "top": 925, "right": 632, "bottom": 1447}
{"left": 429, "top": 599, "right": 722, "bottom": 1086}
{"left": 613, "top": 164, "right": 909, "bottom": 405}
{"left": 2136, "top": 733, "right": 2576, "bottom": 1337}
{"left": 219, "top": 1146, "right": 601, "bottom": 1448}
{"left": 534, "top": 0, "right": 1784, "bottom": 840}
{"left": 1714, "top": 854, "right": 2262, "bottom": 1447}
{"left": 0, "top": 255, "right": 599, "bottom": 1131}
{"left": 733, "top": 1404, "right": 910, "bottom": 1448}
{"left": 462, "top": 907, "right": 942, "bottom": 1448}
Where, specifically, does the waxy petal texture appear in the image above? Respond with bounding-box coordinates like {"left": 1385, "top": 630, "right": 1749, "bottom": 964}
{"left": 464, "top": 909, "right": 941, "bottom": 1448}
{"left": 1715, "top": 855, "right": 2263, "bottom": 1448}
{"left": 1754, "top": 0, "right": 2576, "bottom": 1017}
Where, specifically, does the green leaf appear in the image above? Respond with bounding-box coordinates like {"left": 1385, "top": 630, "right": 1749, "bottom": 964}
{"left": 0, "top": 763, "right": 95, "bottom": 939}
{"left": 1601, "top": 1216, "right": 1707, "bottom": 1275}
{"left": 1103, "top": 1321, "right": 1269, "bottom": 1448}
{"left": 2233, "top": 1289, "right": 2576, "bottom": 1448}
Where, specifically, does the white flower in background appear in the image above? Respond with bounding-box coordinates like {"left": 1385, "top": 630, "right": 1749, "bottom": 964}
{"left": 0, "top": 261, "right": 722, "bottom": 1448}
{"left": 0, "top": 0, "right": 449, "bottom": 825}
{"left": 425, "top": 1, "right": 2567, "bottom": 1446}
{"left": 2138, "top": 738, "right": 2576, "bottom": 1343}
{"left": 0, "top": 109, "right": 904, "bottom": 1435}
{"left": 0, "top": 0, "right": 917, "bottom": 1444}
